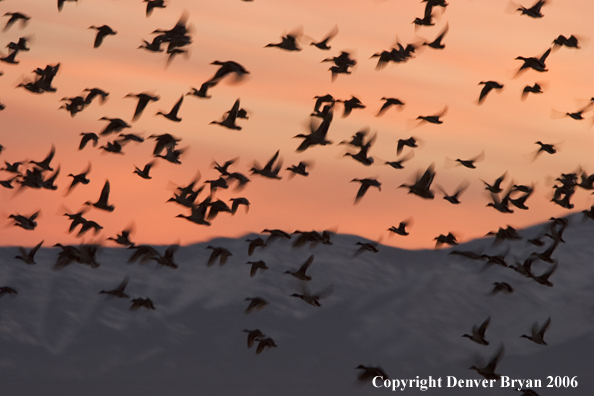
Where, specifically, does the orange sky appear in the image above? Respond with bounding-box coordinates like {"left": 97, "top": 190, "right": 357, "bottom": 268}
{"left": 1, "top": 0, "right": 594, "bottom": 249}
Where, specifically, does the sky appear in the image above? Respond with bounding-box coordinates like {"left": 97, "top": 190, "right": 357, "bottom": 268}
{"left": 1, "top": 0, "right": 594, "bottom": 249}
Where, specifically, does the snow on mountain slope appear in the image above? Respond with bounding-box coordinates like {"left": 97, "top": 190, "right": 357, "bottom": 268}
{"left": 0, "top": 216, "right": 593, "bottom": 395}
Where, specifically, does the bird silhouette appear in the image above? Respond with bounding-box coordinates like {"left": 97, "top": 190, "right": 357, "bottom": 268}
{"left": 89, "top": 25, "right": 117, "bottom": 48}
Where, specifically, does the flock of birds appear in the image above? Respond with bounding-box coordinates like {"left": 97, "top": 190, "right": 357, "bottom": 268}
{"left": 0, "top": 0, "right": 592, "bottom": 392}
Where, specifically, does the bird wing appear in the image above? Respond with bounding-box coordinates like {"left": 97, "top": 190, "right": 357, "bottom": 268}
{"left": 170, "top": 95, "right": 183, "bottom": 116}
{"left": 99, "top": 180, "right": 110, "bottom": 203}
{"left": 264, "top": 150, "right": 280, "bottom": 171}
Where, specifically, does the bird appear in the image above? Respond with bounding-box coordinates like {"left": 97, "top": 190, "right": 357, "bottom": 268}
{"left": 144, "top": 0, "right": 166, "bottom": 17}
{"left": 130, "top": 297, "right": 155, "bottom": 310}
{"left": 66, "top": 163, "right": 91, "bottom": 194}
{"left": 244, "top": 297, "right": 268, "bottom": 314}
{"left": 84, "top": 88, "right": 109, "bottom": 105}
{"left": 9, "top": 211, "right": 39, "bottom": 230}
{"left": 310, "top": 25, "right": 338, "bottom": 50}
{"left": 99, "top": 276, "right": 130, "bottom": 299}
{"left": 515, "top": 48, "right": 551, "bottom": 75}
{"left": 434, "top": 232, "right": 458, "bottom": 248}
{"left": 156, "top": 95, "right": 183, "bottom": 122}
{"left": 284, "top": 255, "right": 314, "bottom": 281}
{"left": 337, "top": 96, "right": 365, "bottom": 118}
{"left": 246, "top": 260, "right": 269, "bottom": 277}
{"left": 125, "top": 92, "right": 159, "bottom": 121}
{"left": 351, "top": 178, "right": 381, "bottom": 203}
{"left": 243, "top": 329, "right": 265, "bottom": 348}
{"left": 377, "top": 97, "right": 405, "bottom": 116}
{"left": 0, "top": 286, "right": 18, "bottom": 297}
{"left": 246, "top": 238, "right": 266, "bottom": 256}
{"left": 58, "top": 0, "right": 78, "bottom": 12}
{"left": 521, "top": 83, "right": 544, "bottom": 100}
{"left": 99, "top": 117, "right": 131, "bottom": 136}
{"left": 84, "top": 180, "right": 115, "bottom": 212}
{"left": 454, "top": 151, "right": 484, "bottom": 169}
{"left": 396, "top": 137, "right": 418, "bottom": 155}
{"left": 262, "top": 229, "right": 291, "bottom": 244}
{"left": 521, "top": 317, "right": 551, "bottom": 345}
{"left": 478, "top": 81, "right": 504, "bottom": 104}
{"left": 294, "top": 110, "right": 333, "bottom": 152}
{"left": 462, "top": 316, "right": 490, "bottom": 345}
{"left": 255, "top": 337, "right": 277, "bottom": 354}
{"left": 437, "top": 181, "right": 469, "bottom": 204}
{"left": 186, "top": 81, "right": 215, "bottom": 99}
{"left": 1, "top": 49, "right": 20, "bottom": 64}
{"left": 356, "top": 365, "right": 389, "bottom": 382}
{"left": 207, "top": 60, "right": 250, "bottom": 84}
{"left": 385, "top": 152, "right": 414, "bottom": 170}
{"left": 354, "top": 241, "right": 379, "bottom": 256}
{"left": 89, "top": 25, "right": 117, "bottom": 48}
{"left": 388, "top": 221, "right": 410, "bottom": 236}
{"left": 422, "top": 23, "right": 448, "bottom": 49}
{"left": 107, "top": 227, "right": 134, "bottom": 247}
{"left": 250, "top": 150, "right": 282, "bottom": 179}
{"left": 3, "top": 12, "right": 30, "bottom": 32}
{"left": 417, "top": 106, "right": 447, "bottom": 124}
{"left": 14, "top": 240, "right": 43, "bottom": 265}
{"left": 286, "top": 161, "right": 311, "bottom": 177}
{"left": 30, "top": 145, "right": 55, "bottom": 171}
{"left": 469, "top": 345, "right": 504, "bottom": 380}
{"left": 210, "top": 99, "right": 242, "bottom": 130}
{"left": 399, "top": 164, "right": 435, "bottom": 199}
{"left": 266, "top": 30, "right": 302, "bottom": 51}
{"left": 134, "top": 161, "right": 155, "bottom": 179}
{"left": 517, "top": 0, "right": 546, "bottom": 18}
{"left": 290, "top": 284, "right": 333, "bottom": 307}
{"left": 490, "top": 282, "right": 514, "bottom": 295}
{"left": 206, "top": 246, "right": 232, "bottom": 266}
{"left": 230, "top": 197, "right": 250, "bottom": 214}
{"left": 529, "top": 262, "right": 557, "bottom": 287}
{"left": 552, "top": 34, "right": 580, "bottom": 49}
{"left": 79, "top": 133, "right": 99, "bottom": 150}
{"left": 481, "top": 172, "right": 507, "bottom": 194}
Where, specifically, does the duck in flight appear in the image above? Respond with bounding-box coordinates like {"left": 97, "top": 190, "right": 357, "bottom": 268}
{"left": 284, "top": 255, "right": 314, "bottom": 281}
{"left": 266, "top": 29, "right": 302, "bottom": 51}
{"left": 84, "top": 180, "right": 115, "bottom": 212}
{"left": 462, "top": 316, "right": 490, "bottom": 345}
{"left": 521, "top": 317, "right": 551, "bottom": 345}
{"left": 388, "top": 220, "right": 410, "bottom": 236}
{"left": 250, "top": 150, "right": 282, "bottom": 179}
{"left": 421, "top": 23, "right": 448, "bottom": 49}
{"left": 399, "top": 164, "right": 435, "bottom": 199}
{"left": 156, "top": 95, "right": 183, "bottom": 122}
{"left": 377, "top": 97, "right": 405, "bottom": 117}
{"left": 125, "top": 92, "right": 160, "bottom": 121}
{"left": 15, "top": 240, "right": 43, "bottom": 265}
{"left": 417, "top": 106, "right": 447, "bottom": 125}
{"left": 437, "top": 181, "right": 469, "bottom": 204}
{"left": 469, "top": 345, "right": 504, "bottom": 380}
{"left": 515, "top": 48, "right": 551, "bottom": 75}
{"left": 521, "top": 83, "right": 544, "bottom": 100}
{"left": 352, "top": 178, "right": 381, "bottom": 203}
{"left": 517, "top": 0, "right": 546, "bottom": 18}
{"left": 210, "top": 99, "right": 242, "bottom": 130}
{"left": 3, "top": 12, "right": 30, "bottom": 32}
{"left": 99, "top": 276, "right": 130, "bottom": 299}
{"left": 478, "top": 81, "right": 504, "bottom": 104}
{"left": 454, "top": 151, "right": 484, "bottom": 169}
{"left": 89, "top": 25, "right": 117, "bottom": 48}
{"left": 310, "top": 25, "right": 338, "bottom": 50}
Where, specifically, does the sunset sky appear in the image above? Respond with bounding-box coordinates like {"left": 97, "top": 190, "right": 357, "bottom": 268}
{"left": 1, "top": 0, "right": 594, "bottom": 249}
